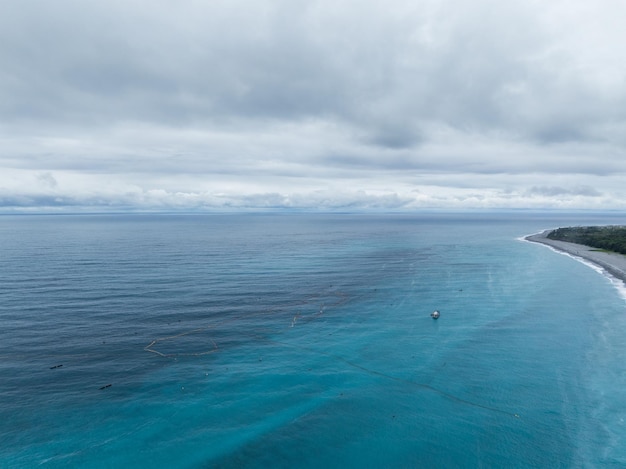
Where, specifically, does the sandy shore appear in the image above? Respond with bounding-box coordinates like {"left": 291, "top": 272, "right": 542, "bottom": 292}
{"left": 525, "top": 230, "right": 626, "bottom": 285}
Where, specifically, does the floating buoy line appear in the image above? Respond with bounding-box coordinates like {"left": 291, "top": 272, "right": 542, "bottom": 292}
{"left": 144, "top": 291, "right": 349, "bottom": 358}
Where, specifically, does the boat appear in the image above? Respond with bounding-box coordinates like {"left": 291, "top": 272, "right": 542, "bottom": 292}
{"left": 430, "top": 310, "right": 440, "bottom": 319}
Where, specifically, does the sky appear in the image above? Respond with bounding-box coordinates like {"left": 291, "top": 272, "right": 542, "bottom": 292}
{"left": 1, "top": 0, "right": 626, "bottom": 211}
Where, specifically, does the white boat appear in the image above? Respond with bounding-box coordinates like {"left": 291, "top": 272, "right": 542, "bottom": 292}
{"left": 430, "top": 310, "right": 440, "bottom": 319}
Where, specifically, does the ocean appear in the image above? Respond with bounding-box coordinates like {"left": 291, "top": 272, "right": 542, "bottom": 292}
{"left": 1, "top": 212, "right": 625, "bottom": 468}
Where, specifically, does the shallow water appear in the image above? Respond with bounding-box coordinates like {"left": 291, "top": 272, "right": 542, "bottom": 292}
{"left": 1, "top": 212, "right": 625, "bottom": 467}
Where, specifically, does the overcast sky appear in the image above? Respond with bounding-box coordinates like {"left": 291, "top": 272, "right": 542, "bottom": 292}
{"left": 1, "top": 0, "right": 625, "bottom": 211}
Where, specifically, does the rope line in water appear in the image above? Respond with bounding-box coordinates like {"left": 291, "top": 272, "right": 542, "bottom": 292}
{"left": 142, "top": 288, "right": 519, "bottom": 418}
{"left": 145, "top": 333, "right": 219, "bottom": 357}
{"left": 253, "top": 334, "right": 520, "bottom": 419}
{"left": 143, "top": 290, "right": 350, "bottom": 357}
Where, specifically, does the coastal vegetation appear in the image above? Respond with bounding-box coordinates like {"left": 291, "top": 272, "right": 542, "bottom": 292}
{"left": 547, "top": 226, "right": 626, "bottom": 255}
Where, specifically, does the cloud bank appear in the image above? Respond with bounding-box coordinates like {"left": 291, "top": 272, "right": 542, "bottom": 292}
{"left": 1, "top": 0, "right": 625, "bottom": 211}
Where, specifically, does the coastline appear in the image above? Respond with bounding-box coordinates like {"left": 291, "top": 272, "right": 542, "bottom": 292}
{"left": 525, "top": 230, "right": 626, "bottom": 286}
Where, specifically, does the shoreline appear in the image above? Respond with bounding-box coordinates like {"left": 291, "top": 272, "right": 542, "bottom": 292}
{"left": 525, "top": 230, "right": 626, "bottom": 286}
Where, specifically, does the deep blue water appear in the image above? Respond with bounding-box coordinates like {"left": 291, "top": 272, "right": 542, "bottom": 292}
{"left": 1, "top": 212, "right": 626, "bottom": 468}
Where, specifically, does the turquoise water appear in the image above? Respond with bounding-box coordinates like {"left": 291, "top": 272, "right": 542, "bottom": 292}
{"left": 1, "top": 213, "right": 626, "bottom": 467}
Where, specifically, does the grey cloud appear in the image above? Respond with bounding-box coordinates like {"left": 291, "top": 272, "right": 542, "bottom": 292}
{"left": 1, "top": 1, "right": 349, "bottom": 124}
{"left": 6, "top": 0, "right": 619, "bottom": 140}
{"left": 37, "top": 172, "right": 58, "bottom": 188}
{"left": 0, "top": 188, "right": 414, "bottom": 212}
{"left": 525, "top": 185, "right": 603, "bottom": 197}
{"left": 2, "top": 0, "right": 626, "bottom": 211}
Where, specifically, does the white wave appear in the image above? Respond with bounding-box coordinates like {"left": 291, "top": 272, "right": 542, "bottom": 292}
{"left": 541, "top": 245, "right": 626, "bottom": 303}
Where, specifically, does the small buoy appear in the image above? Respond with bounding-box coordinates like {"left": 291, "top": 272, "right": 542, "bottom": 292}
{"left": 430, "top": 310, "right": 440, "bottom": 319}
